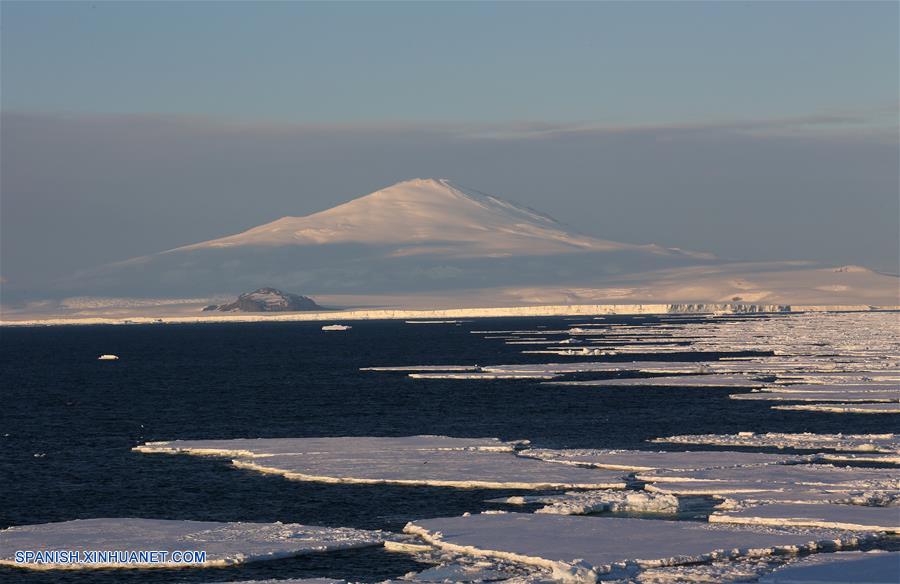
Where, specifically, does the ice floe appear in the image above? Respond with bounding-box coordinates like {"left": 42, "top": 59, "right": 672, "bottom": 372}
{"left": 517, "top": 449, "right": 805, "bottom": 471}
{"left": 360, "top": 365, "right": 479, "bottom": 372}
{"left": 651, "top": 433, "right": 900, "bottom": 454}
{"left": 403, "top": 513, "right": 871, "bottom": 582}
{"left": 731, "top": 390, "right": 899, "bottom": 402}
{"left": 758, "top": 550, "right": 900, "bottom": 584}
{"left": 0, "top": 518, "right": 383, "bottom": 570}
{"left": 548, "top": 375, "right": 767, "bottom": 388}
{"left": 408, "top": 372, "right": 560, "bottom": 380}
{"left": 135, "top": 436, "right": 628, "bottom": 489}
{"left": 710, "top": 503, "right": 900, "bottom": 532}
{"left": 772, "top": 403, "right": 900, "bottom": 414}
{"left": 637, "top": 463, "right": 897, "bottom": 488}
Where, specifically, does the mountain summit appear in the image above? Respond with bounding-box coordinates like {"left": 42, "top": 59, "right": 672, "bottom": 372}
{"left": 176, "top": 179, "right": 701, "bottom": 259}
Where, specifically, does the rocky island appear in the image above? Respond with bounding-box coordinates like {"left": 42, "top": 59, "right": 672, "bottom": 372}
{"left": 205, "top": 288, "right": 322, "bottom": 312}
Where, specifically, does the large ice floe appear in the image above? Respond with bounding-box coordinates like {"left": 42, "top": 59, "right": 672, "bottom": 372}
{"left": 0, "top": 518, "right": 383, "bottom": 570}
{"left": 758, "top": 550, "right": 900, "bottom": 584}
{"left": 134, "top": 436, "right": 627, "bottom": 489}
{"left": 402, "top": 513, "right": 870, "bottom": 582}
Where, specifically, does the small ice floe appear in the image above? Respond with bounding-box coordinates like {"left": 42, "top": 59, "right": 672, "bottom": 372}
{"left": 134, "top": 435, "right": 627, "bottom": 490}
{"left": 518, "top": 448, "right": 805, "bottom": 472}
{"left": 484, "top": 361, "right": 715, "bottom": 375}
{"left": 0, "top": 518, "right": 383, "bottom": 570}
{"left": 755, "top": 383, "right": 900, "bottom": 394}
{"left": 360, "top": 365, "right": 479, "bottom": 372}
{"left": 710, "top": 503, "right": 900, "bottom": 532}
{"left": 321, "top": 324, "right": 351, "bottom": 331}
{"left": 548, "top": 375, "right": 767, "bottom": 388}
{"left": 491, "top": 490, "right": 681, "bottom": 515}
{"left": 758, "top": 550, "right": 900, "bottom": 584}
{"left": 408, "top": 372, "right": 559, "bottom": 380}
{"left": 97, "top": 354, "right": 119, "bottom": 360}
{"left": 651, "top": 432, "right": 900, "bottom": 454}
{"left": 731, "top": 390, "right": 899, "bottom": 402}
{"left": 402, "top": 513, "right": 869, "bottom": 581}
{"left": 773, "top": 403, "right": 900, "bottom": 414}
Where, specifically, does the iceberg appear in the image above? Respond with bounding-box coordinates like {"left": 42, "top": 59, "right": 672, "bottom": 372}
{"left": 0, "top": 518, "right": 383, "bottom": 570}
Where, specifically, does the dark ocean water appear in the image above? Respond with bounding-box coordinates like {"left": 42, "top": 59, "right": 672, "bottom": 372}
{"left": 1, "top": 317, "right": 896, "bottom": 583}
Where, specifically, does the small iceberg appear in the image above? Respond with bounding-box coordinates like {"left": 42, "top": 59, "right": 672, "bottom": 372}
{"left": 97, "top": 354, "right": 119, "bottom": 360}
{"left": 321, "top": 324, "right": 351, "bottom": 331}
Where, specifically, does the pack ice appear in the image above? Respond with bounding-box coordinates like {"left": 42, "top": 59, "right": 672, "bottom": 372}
{"left": 0, "top": 518, "right": 383, "bottom": 570}
{"left": 134, "top": 435, "right": 627, "bottom": 489}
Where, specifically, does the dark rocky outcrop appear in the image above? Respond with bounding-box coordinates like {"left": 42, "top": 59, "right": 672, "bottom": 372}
{"left": 215, "top": 288, "right": 322, "bottom": 312}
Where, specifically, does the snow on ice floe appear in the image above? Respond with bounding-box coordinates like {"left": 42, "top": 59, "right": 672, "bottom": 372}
{"left": 710, "top": 503, "right": 900, "bottom": 532}
{"left": 0, "top": 518, "right": 383, "bottom": 570}
{"left": 403, "top": 513, "right": 870, "bottom": 582}
{"left": 134, "top": 436, "right": 627, "bottom": 489}
{"left": 758, "top": 550, "right": 900, "bottom": 584}
{"left": 651, "top": 432, "right": 900, "bottom": 454}
{"left": 490, "top": 490, "right": 681, "bottom": 515}
{"left": 517, "top": 449, "right": 805, "bottom": 471}
{"left": 773, "top": 403, "right": 900, "bottom": 414}
{"left": 547, "top": 375, "right": 768, "bottom": 388}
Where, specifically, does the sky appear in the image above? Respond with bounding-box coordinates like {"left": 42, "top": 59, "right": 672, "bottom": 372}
{"left": 1, "top": 1, "right": 898, "bottom": 296}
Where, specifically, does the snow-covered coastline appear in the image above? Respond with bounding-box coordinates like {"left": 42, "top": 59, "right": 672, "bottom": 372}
{"left": 2, "top": 303, "right": 897, "bottom": 327}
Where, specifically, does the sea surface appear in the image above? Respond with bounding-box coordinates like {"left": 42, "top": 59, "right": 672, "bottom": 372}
{"left": 1, "top": 316, "right": 897, "bottom": 583}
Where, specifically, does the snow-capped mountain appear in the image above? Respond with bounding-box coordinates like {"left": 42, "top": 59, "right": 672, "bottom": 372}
{"left": 174, "top": 178, "right": 708, "bottom": 259}
{"left": 73, "top": 179, "right": 715, "bottom": 298}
